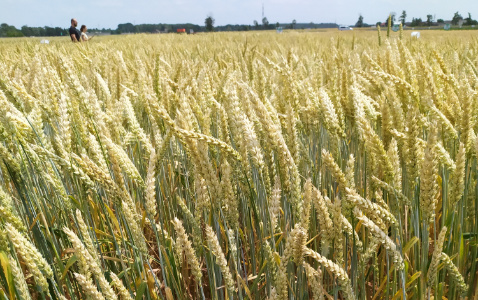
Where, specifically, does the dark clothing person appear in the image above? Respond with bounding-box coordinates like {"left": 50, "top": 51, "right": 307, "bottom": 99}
{"left": 69, "top": 26, "right": 80, "bottom": 42}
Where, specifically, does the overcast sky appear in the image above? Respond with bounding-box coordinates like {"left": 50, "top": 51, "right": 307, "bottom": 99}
{"left": 1, "top": 0, "right": 477, "bottom": 29}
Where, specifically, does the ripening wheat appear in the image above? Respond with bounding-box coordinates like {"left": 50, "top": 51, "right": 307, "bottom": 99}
{"left": 0, "top": 30, "right": 476, "bottom": 300}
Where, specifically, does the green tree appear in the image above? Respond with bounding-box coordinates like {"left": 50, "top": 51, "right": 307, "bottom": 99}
{"left": 426, "top": 15, "right": 433, "bottom": 27}
{"left": 452, "top": 12, "right": 463, "bottom": 25}
{"left": 6, "top": 30, "right": 23, "bottom": 37}
{"left": 437, "top": 19, "right": 445, "bottom": 23}
{"left": 464, "top": 13, "right": 477, "bottom": 25}
{"left": 411, "top": 17, "right": 422, "bottom": 27}
{"left": 355, "top": 15, "right": 364, "bottom": 27}
{"left": 0, "top": 23, "right": 23, "bottom": 37}
{"left": 399, "top": 10, "right": 407, "bottom": 25}
{"left": 253, "top": 20, "right": 259, "bottom": 30}
{"left": 205, "top": 15, "right": 215, "bottom": 32}
{"left": 117, "top": 23, "right": 135, "bottom": 33}
{"left": 262, "top": 17, "right": 269, "bottom": 29}
{"left": 21, "top": 25, "right": 32, "bottom": 36}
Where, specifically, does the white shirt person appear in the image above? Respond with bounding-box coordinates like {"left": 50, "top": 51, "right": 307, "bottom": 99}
{"left": 80, "top": 25, "right": 93, "bottom": 41}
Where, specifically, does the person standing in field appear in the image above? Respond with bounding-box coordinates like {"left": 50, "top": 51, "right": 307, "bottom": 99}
{"left": 69, "top": 18, "right": 81, "bottom": 42}
{"left": 80, "top": 25, "right": 93, "bottom": 41}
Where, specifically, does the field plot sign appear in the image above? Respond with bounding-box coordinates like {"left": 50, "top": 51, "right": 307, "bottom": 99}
{"left": 411, "top": 31, "right": 420, "bottom": 38}
{"left": 444, "top": 24, "right": 451, "bottom": 30}
{"left": 276, "top": 26, "right": 283, "bottom": 33}
{"left": 40, "top": 39, "right": 50, "bottom": 44}
{"left": 392, "top": 24, "right": 399, "bottom": 32}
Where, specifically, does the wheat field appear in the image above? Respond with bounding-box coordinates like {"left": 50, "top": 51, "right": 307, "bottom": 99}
{"left": 0, "top": 30, "right": 477, "bottom": 300}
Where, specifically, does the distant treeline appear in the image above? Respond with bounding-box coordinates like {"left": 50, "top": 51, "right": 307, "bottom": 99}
{"left": 113, "top": 23, "right": 203, "bottom": 34}
{"left": 0, "top": 23, "right": 68, "bottom": 37}
{"left": 0, "top": 21, "right": 339, "bottom": 37}
{"left": 112, "top": 22, "right": 338, "bottom": 34}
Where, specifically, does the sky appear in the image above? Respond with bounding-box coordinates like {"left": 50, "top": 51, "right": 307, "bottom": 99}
{"left": 1, "top": 0, "right": 477, "bottom": 29}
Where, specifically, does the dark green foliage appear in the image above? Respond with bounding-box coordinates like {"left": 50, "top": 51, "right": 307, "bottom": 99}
{"left": 355, "top": 15, "right": 364, "bottom": 28}
{"left": 452, "top": 12, "right": 463, "bottom": 25}
{"left": 205, "top": 16, "right": 215, "bottom": 32}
